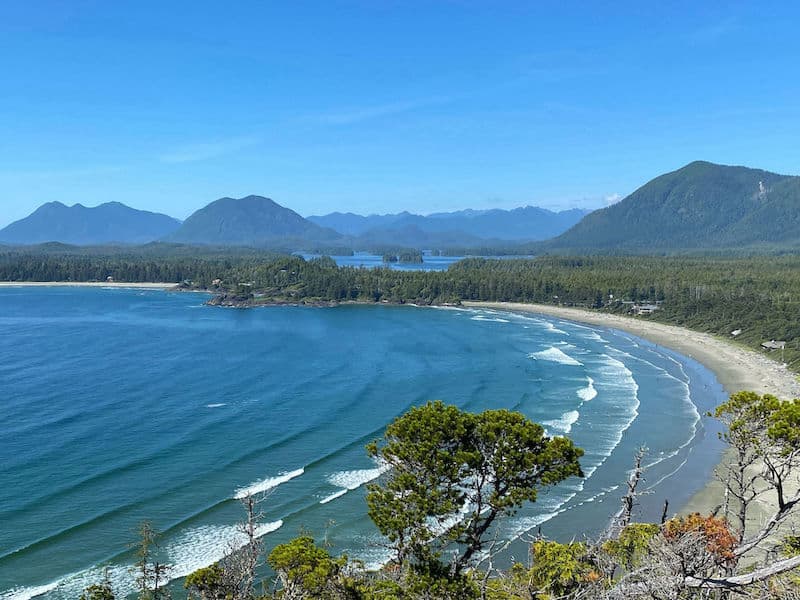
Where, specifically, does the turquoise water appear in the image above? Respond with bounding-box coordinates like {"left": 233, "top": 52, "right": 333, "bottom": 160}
{"left": 0, "top": 288, "right": 726, "bottom": 598}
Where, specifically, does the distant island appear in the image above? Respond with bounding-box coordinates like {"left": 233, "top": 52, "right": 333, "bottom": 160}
{"left": 382, "top": 250, "right": 423, "bottom": 264}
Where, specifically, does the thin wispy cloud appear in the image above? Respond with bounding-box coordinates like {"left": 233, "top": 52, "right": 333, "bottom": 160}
{"left": 534, "top": 192, "right": 626, "bottom": 212}
{"left": 158, "top": 135, "right": 261, "bottom": 164}
{"left": 312, "top": 96, "right": 452, "bottom": 125}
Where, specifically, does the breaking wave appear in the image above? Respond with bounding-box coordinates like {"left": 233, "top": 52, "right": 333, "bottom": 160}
{"left": 528, "top": 347, "right": 583, "bottom": 366}
{"left": 577, "top": 377, "right": 598, "bottom": 402}
{"left": 233, "top": 468, "right": 305, "bottom": 499}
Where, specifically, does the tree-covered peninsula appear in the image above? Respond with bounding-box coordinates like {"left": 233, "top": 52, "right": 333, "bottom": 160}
{"left": 3, "top": 250, "right": 800, "bottom": 369}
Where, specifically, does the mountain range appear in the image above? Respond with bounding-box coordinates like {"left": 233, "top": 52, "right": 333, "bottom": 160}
{"left": 4, "top": 161, "right": 800, "bottom": 253}
{"left": 308, "top": 207, "right": 588, "bottom": 241}
{"left": 0, "top": 201, "right": 181, "bottom": 246}
{"left": 1, "top": 197, "right": 588, "bottom": 249}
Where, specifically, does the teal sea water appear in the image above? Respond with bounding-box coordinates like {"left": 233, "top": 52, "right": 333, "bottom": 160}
{"left": 298, "top": 254, "right": 533, "bottom": 271}
{"left": 0, "top": 288, "right": 726, "bottom": 599}
{"left": 298, "top": 253, "right": 466, "bottom": 270}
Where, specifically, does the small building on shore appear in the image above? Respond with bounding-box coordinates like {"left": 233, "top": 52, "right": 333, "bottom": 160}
{"left": 761, "top": 340, "right": 786, "bottom": 351}
{"left": 632, "top": 303, "right": 661, "bottom": 316}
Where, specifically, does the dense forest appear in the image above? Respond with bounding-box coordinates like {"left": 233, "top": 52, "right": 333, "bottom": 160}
{"left": 3, "top": 250, "right": 800, "bottom": 369}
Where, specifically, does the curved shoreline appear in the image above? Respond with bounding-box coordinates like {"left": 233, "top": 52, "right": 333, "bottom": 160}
{"left": 0, "top": 281, "right": 179, "bottom": 289}
{"left": 463, "top": 301, "right": 800, "bottom": 515}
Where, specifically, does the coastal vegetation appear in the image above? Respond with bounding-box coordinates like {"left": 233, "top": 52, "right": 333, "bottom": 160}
{"left": 84, "top": 394, "right": 800, "bottom": 599}
{"left": 3, "top": 251, "right": 800, "bottom": 368}
{"left": 381, "top": 250, "right": 423, "bottom": 264}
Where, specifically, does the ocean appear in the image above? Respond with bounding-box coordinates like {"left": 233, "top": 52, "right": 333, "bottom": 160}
{"left": 0, "top": 287, "right": 726, "bottom": 598}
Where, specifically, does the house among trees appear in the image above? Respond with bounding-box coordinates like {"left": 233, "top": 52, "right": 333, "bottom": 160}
{"left": 632, "top": 303, "right": 661, "bottom": 315}
{"left": 761, "top": 339, "right": 786, "bottom": 351}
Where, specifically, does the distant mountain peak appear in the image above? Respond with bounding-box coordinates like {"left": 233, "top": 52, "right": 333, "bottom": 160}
{"left": 542, "top": 160, "right": 800, "bottom": 253}
{"left": 166, "top": 195, "right": 341, "bottom": 247}
{"left": 0, "top": 201, "right": 181, "bottom": 246}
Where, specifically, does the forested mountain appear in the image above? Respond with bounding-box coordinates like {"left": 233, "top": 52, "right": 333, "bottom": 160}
{"left": 0, "top": 201, "right": 181, "bottom": 245}
{"left": 12, "top": 160, "right": 800, "bottom": 253}
{"left": 166, "top": 195, "right": 342, "bottom": 247}
{"left": 309, "top": 206, "right": 589, "bottom": 241}
{"left": 543, "top": 161, "right": 800, "bottom": 253}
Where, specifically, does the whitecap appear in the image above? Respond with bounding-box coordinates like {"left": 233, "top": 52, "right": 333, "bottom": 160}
{"left": 1, "top": 581, "right": 60, "bottom": 600}
{"left": 319, "top": 489, "right": 349, "bottom": 504}
{"left": 320, "top": 462, "right": 390, "bottom": 505}
{"left": 584, "top": 331, "right": 609, "bottom": 343}
{"left": 542, "top": 410, "right": 580, "bottom": 434}
{"left": 469, "top": 315, "right": 510, "bottom": 323}
{"left": 4, "top": 520, "right": 287, "bottom": 600}
{"left": 167, "top": 521, "right": 283, "bottom": 578}
{"left": 503, "top": 512, "right": 560, "bottom": 540}
{"left": 528, "top": 347, "right": 583, "bottom": 366}
{"left": 327, "top": 463, "right": 388, "bottom": 490}
{"left": 569, "top": 353, "right": 640, "bottom": 482}
{"left": 577, "top": 377, "right": 598, "bottom": 402}
{"left": 233, "top": 468, "right": 304, "bottom": 499}
{"left": 206, "top": 403, "right": 227, "bottom": 408}
{"left": 542, "top": 320, "right": 569, "bottom": 335}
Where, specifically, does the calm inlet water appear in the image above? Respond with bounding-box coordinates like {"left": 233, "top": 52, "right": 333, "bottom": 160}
{"left": 297, "top": 253, "right": 466, "bottom": 271}
{"left": 0, "top": 288, "right": 726, "bottom": 599}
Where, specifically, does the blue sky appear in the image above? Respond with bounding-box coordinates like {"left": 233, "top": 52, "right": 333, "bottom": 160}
{"left": 1, "top": 1, "right": 799, "bottom": 227}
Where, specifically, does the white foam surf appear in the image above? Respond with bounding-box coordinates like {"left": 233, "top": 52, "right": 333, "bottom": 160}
{"left": 328, "top": 464, "right": 388, "bottom": 490}
{"left": 577, "top": 353, "right": 640, "bottom": 480}
{"left": 469, "top": 314, "right": 510, "bottom": 323}
{"left": 542, "top": 410, "right": 580, "bottom": 434}
{"left": 167, "top": 521, "right": 283, "bottom": 578}
{"left": 234, "top": 467, "right": 304, "bottom": 499}
{"left": 529, "top": 347, "right": 583, "bottom": 366}
{"left": 584, "top": 331, "right": 609, "bottom": 343}
{"left": 577, "top": 377, "right": 597, "bottom": 402}
{"left": 319, "top": 489, "right": 349, "bottom": 504}
{"left": 609, "top": 346, "right": 702, "bottom": 478}
{"left": 320, "top": 461, "right": 390, "bottom": 504}
{"left": 1, "top": 520, "right": 285, "bottom": 600}
{"left": 1, "top": 582, "right": 60, "bottom": 600}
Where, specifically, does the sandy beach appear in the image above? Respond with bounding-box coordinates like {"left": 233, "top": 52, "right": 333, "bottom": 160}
{"left": 0, "top": 281, "right": 179, "bottom": 290}
{"left": 464, "top": 301, "right": 800, "bottom": 526}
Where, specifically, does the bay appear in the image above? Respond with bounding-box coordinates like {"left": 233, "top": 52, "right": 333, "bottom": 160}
{"left": 0, "top": 288, "right": 726, "bottom": 598}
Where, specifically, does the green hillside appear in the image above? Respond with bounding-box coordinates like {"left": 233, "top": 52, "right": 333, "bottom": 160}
{"left": 166, "top": 195, "right": 342, "bottom": 247}
{"left": 544, "top": 161, "right": 800, "bottom": 252}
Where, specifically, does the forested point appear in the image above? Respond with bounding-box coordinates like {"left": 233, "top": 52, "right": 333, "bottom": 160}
{"left": 3, "top": 250, "right": 800, "bottom": 370}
